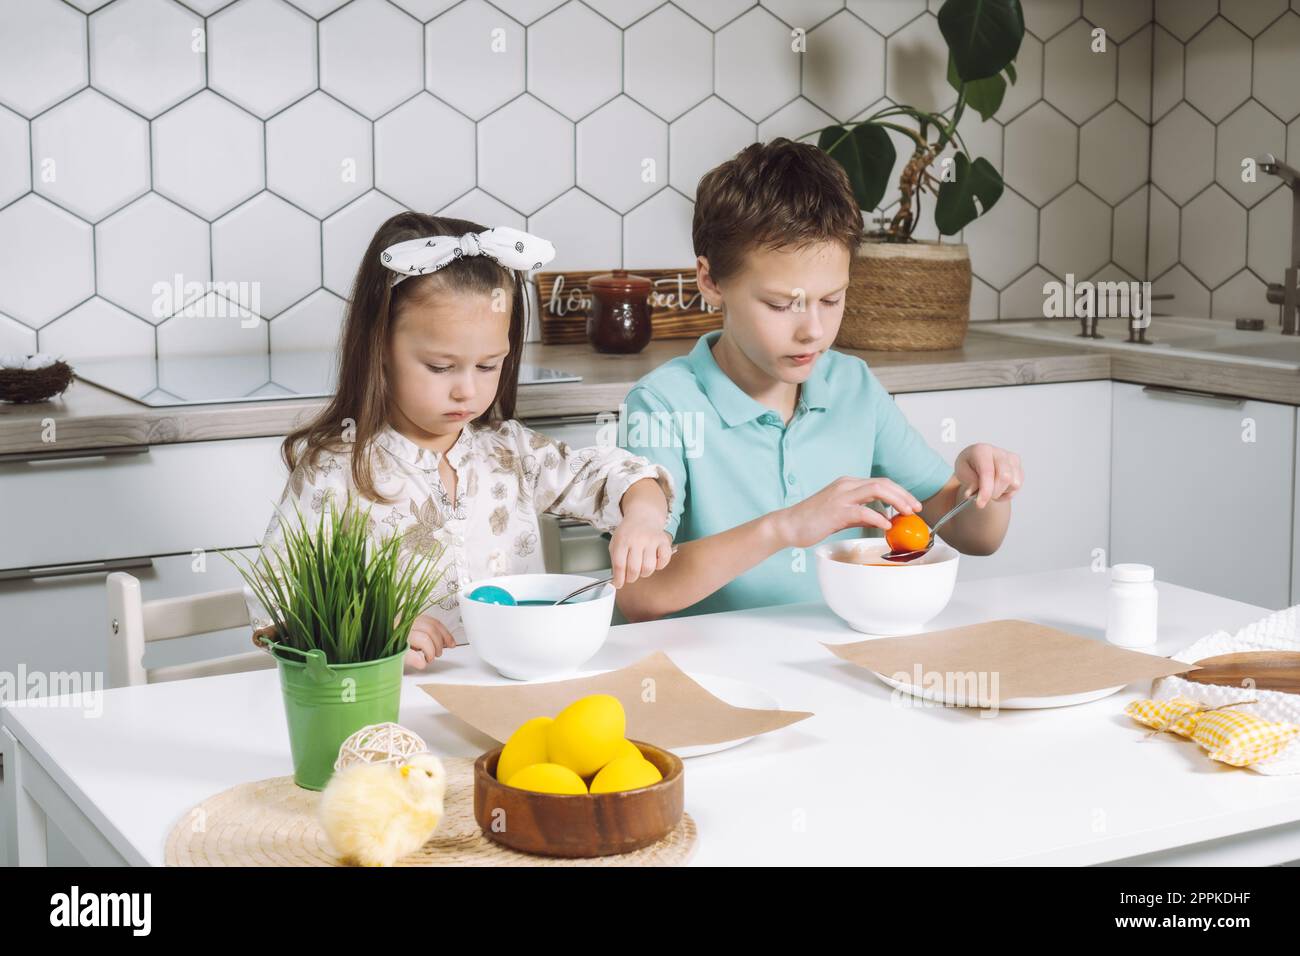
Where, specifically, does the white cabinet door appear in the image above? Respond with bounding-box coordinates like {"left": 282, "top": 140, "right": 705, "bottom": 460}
{"left": 0, "top": 436, "right": 288, "bottom": 571}
{"left": 0, "top": 432, "right": 289, "bottom": 687}
{"left": 895, "top": 381, "right": 1112, "bottom": 580}
{"left": 1111, "top": 382, "right": 1294, "bottom": 609}
{"left": 0, "top": 549, "right": 260, "bottom": 693}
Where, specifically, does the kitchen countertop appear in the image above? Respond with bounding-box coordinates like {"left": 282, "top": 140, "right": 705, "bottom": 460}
{"left": 0, "top": 325, "right": 1295, "bottom": 457}
{"left": 2, "top": 565, "right": 1293, "bottom": 867}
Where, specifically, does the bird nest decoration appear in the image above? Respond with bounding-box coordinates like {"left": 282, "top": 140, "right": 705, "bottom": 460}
{"left": 0, "top": 354, "right": 74, "bottom": 404}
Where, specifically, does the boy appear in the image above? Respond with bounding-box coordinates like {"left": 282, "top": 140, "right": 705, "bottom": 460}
{"left": 614, "top": 138, "right": 1023, "bottom": 622}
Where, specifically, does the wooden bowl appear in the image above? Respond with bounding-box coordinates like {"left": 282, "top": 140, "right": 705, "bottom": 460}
{"left": 473, "top": 739, "right": 684, "bottom": 858}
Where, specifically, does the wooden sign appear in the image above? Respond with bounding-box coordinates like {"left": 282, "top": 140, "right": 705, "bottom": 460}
{"left": 535, "top": 268, "right": 723, "bottom": 345}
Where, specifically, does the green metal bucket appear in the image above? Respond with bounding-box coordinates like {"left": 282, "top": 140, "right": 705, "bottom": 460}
{"left": 263, "top": 641, "right": 405, "bottom": 791}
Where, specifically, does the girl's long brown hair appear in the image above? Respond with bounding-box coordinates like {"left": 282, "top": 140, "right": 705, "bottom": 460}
{"left": 282, "top": 212, "right": 526, "bottom": 504}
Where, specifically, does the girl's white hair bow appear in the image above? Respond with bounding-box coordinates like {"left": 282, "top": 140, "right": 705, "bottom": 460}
{"left": 379, "top": 226, "right": 556, "bottom": 286}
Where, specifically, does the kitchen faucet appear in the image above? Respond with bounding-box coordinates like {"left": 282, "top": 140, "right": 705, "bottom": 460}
{"left": 1259, "top": 154, "right": 1300, "bottom": 335}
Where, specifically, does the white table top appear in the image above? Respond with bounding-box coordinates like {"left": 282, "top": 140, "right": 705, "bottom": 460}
{"left": 4, "top": 566, "right": 1297, "bottom": 866}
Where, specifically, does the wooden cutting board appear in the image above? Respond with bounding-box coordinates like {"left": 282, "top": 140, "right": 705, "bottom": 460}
{"left": 1181, "top": 652, "right": 1300, "bottom": 693}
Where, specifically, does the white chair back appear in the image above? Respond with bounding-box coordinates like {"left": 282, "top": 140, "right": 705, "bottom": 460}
{"left": 106, "top": 571, "right": 273, "bottom": 688}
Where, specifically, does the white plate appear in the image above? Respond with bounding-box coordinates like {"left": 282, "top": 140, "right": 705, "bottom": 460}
{"left": 871, "top": 671, "right": 1125, "bottom": 709}
{"left": 672, "top": 673, "right": 781, "bottom": 758}
{"left": 529, "top": 669, "right": 781, "bottom": 758}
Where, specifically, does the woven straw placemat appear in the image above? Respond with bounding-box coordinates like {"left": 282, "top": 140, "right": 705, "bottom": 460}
{"left": 165, "top": 757, "right": 697, "bottom": 866}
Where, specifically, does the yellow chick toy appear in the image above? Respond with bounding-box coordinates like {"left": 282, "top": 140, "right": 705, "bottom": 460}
{"left": 318, "top": 752, "right": 447, "bottom": 867}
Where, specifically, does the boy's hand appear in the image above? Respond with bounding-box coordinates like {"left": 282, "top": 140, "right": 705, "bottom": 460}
{"left": 954, "top": 443, "right": 1023, "bottom": 507}
{"left": 405, "top": 613, "right": 457, "bottom": 669}
{"left": 774, "top": 477, "right": 921, "bottom": 549}
{"left": 609, "top": 510, "right": 674, "bottom": 589}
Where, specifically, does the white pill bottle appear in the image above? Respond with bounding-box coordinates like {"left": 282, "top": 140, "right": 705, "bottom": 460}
{"left": 1106, "top": 563, "right": 1158, "bottom": 648}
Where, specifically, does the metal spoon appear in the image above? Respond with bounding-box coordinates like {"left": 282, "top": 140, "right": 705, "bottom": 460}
{"left": 881, "top": 493, "right": 976, "bottom": 562}
{"left": 551, "top": 546, "right": 680, "bottom": 605}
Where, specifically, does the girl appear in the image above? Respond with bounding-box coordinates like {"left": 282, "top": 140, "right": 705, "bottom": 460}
{"left": 246, "top": 212, "right": 675, "bottom": 669}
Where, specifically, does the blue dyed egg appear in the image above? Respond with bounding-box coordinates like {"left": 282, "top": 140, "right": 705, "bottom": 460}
{"left": 468, "top": 585, "right": 517, "bottom": 606}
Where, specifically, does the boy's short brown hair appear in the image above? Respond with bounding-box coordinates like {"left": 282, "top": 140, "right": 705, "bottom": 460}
{"left": 692, "top": 137, "right": 865, "bottom": 283}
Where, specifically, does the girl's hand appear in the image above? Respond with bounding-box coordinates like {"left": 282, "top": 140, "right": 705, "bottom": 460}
{"left": 954, "top": 443, "right": 1023, "bottom": 507}
{"left": 609, "top": 514, "right": 674, "bottom": 589}
{"left": 405, "top": 614, "right": 457, "bottom": 670}
{"left": 773, "top": 477, "right": 921, "bottom": 549}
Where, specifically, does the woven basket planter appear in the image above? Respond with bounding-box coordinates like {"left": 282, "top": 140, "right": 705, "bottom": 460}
{"left": 836, "top": 240, "right": 972, "bottom": 351}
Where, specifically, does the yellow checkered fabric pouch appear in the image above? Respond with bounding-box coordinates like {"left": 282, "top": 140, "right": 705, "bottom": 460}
{"left": 1127, "top": 696, "right": 1300, "bottom": 767}
{"left": 1125, "top": 695, "right": 1204, "bottom": 732}
{"left": 1180, "top": 709, "right": 1300, "bottom": 767}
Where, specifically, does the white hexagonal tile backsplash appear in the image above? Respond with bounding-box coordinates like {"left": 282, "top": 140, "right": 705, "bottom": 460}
{"left": 96, "top": 193, "right": 210, "bottom": 322}
{"left": 1004, "top": 102, "right": 1078, "bottom": 206}
{"left": 0, "top": 106, "right": 32, "bottom": 207}
{"left": 625, "top": 6, "right": 712, "bottom": 121}
{"left": 0, "top": 196, "right": 94, "bottom": 328}
{"left": 208, "top": 0, "right": 318, "bottom": 119}
{"left": 320, "top": 0, "right": 424, "bottom": 119}
{"left": 212, "top": 192, "right": 322, "bottom": 317}
{"left": 0, "top": 0, "right": 88, "bottom": 118}
{"left": 89, "top": 0, "right": 205, "bottom": 118}
{"left": 152, "top": 91, "right": 265, "bottom": 220}
{"left": 1079, "top": 103, "right": 1148, "bottom": 204}
{"left": 1253, "top": 12, "right": 1300, "bottom": 122}
{"left": 716, "top": 7, "right": 800, "bottom": 122}
{"left": 425, "top": 0, "right": 524, "bottom": 120}
{"left": 577, "top": 97, "right": 667, "bottom": 214}
{"left": 528, "top": 187, "right": 622, "bottom": 271}
{"left": 1184, "top": 16, "right": 1251, "bottom": 123}
{"left": 4, "top": 0, "right": 1298, "bottom": 362}
{"left": 32, "top": 89, "right": 150, "bottom": 222}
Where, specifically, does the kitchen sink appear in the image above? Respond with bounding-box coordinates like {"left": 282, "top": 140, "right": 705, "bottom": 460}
{"left": 980, "top": 316, "right": 1300, "bottom": 369}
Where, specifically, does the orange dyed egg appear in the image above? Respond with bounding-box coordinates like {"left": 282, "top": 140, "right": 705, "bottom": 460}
{"left": 885, "top": 513, "right": 930, "bottom": 553}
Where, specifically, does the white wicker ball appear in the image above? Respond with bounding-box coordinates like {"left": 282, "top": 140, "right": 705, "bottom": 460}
{"left": 334, "top": 722, "right": 429, "bottom": 771}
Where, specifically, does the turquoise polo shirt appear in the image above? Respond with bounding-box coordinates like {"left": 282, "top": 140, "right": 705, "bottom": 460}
{"left": 619, "top": 330, "right": 953, "bottom": 617}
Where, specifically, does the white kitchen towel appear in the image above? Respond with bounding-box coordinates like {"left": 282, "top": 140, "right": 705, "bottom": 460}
{"left": 1152, "top": 604, "right": 1300, "bottom": 774}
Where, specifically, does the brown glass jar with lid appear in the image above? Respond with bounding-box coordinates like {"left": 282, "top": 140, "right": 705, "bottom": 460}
{"left": 586, "top": 269, "right": 653, "bottom": 354}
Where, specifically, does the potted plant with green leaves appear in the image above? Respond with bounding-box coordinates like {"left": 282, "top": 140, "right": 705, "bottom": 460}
{"left": 814, "top": 0, "right": 1024, "bottom": 351}
{"left": 225, "top": 497, "right": 448, "bottom": 790}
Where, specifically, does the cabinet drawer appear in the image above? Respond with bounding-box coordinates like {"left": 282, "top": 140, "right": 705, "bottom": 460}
{"left": 523, "top": 415, "right": 607, "bottom": 449}
{"left": 0, "top": 436, "right": 287, "bottom": 571}
{"left": 557, "top": 522, "right": 612, "bottom": 573}
{"left": 1111, "top": 382, "right": 1294, "bottom": 609}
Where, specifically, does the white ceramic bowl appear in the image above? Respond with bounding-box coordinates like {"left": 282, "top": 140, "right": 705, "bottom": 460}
{"left": 815, "top": 538, "right": 959, "bottom": 635}
{"left": 460, "top": 573, "right": 614, "bottom": 680}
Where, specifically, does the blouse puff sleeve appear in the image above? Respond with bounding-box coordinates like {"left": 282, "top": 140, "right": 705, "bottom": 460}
{"left": 240, "top": 451, "right": 353, "bottom": 635}
{"left": 515, "top": 421, "right": 675, "bottom": 534}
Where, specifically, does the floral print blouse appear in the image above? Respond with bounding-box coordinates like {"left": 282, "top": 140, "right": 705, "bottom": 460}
{"left": 243, "top": 419, "right": 674, "bottom": 642}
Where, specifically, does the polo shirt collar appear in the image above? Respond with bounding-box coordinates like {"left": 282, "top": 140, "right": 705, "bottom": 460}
{"left": 686, "top": 330, "right": 831, "bottom": 426}
{"left": 800, "top": 352, "right": 831, "bottom": 410}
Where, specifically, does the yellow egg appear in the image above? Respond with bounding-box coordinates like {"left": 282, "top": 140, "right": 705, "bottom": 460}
{"left": 610, "top": 738, "right": 642, "bottom": 763}
{"left": 506, "top": 763, "right": 588, "bottom": 795}
{"left": 546, "top": 694, "right": 627, "bottom": 778}
{"left": 590, "top": 754, "right": 663, "bottom": 794}
{"left": 496, "top": 716, "right": 553, "bottom": 783}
